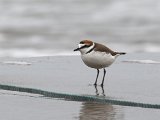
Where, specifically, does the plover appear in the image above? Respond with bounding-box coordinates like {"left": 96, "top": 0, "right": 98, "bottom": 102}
{"left": 74, "top": 40, "right": 126, "bottom": 86}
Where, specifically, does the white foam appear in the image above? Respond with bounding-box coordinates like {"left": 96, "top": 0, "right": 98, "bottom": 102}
{"left": 0, "top": 49, "right": 53, "bottom": 58}
{"left": 0, "top": 48, "right": 79, "bottom": 58}
{"left": 2, "top": 61, "right": 32, "bottom": 65}
{"left": 123, "top": 60, "right": 160, "bottom": 64}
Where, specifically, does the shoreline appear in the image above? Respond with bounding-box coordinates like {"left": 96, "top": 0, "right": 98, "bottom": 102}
{"left": 0, "top": 53, "right": 160, "bottom": 119}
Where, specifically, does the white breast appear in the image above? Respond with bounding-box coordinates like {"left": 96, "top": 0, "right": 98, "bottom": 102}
{"left": 81, "top": 51, "right": 116, "bottom": 69}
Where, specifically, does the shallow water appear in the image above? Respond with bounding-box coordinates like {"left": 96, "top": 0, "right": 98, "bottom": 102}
{"left": 0, "top": 53, "right": 160, "bottom": 103}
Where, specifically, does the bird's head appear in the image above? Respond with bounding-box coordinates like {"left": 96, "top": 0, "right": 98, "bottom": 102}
{"left": 74, "top": 40, "right": 94, "bottom": 54}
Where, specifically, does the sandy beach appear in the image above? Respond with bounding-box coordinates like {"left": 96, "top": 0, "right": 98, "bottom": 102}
{"left": 0, "top": 53, "right": 160, "bottom": 120}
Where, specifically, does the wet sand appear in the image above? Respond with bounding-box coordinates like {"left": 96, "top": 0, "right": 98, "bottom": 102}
{"left": 0, "top": 53, "right": 160, "bottom": 119}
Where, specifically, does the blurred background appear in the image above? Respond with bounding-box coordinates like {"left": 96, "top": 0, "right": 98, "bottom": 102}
{"left": 0, "top": 0, "right": 160, "bottom": 57}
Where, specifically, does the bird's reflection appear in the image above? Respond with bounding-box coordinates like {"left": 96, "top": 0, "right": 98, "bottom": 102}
{"left": 78, "top": 85, "right": 124, "bottom": 120}
{"left": 79, "top": 101, "right": 123, "bottom": 120}
{"left": 94, "top": 85, "right": 105, "bottom": 96}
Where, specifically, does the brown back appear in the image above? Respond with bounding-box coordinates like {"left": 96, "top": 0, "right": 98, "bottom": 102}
{"left": 94, "top": 43, "right": 117, "bottom": 56}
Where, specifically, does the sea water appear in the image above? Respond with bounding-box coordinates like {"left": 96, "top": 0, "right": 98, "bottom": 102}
{"left": 0, "top": 0, "right": 160, "bottom": 57}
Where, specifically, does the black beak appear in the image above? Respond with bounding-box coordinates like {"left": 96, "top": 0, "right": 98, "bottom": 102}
{"left": 74, "top": 48, "right": 80, "bottom": 51}
{"left": 74, "top": 45, "right": 89, "bottom": 51}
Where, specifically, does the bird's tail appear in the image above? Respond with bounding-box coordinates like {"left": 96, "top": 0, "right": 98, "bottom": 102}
{"left": 115, "top": 52, "right": 126, "bottom": 55}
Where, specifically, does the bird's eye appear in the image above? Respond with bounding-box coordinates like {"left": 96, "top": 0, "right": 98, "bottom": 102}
{"left": 80, "top": 41, "right": 84, "bottom": 44}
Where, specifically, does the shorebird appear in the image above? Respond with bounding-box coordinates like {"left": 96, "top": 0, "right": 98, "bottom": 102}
{"left": 74, "top": 40, "right": 126, "bottom": 86}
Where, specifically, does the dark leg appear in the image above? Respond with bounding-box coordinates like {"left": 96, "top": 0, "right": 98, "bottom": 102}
{"left": 94, "top": 69, "right": 99, "bottom": 86}
{"left": 101, "top": 85, "right": 105, "bottom": 96}
{"left": 101, "top": 68, "right": 106, "bottom": 87}
{"left": 94, "top": 85, "right": 99, "bottom": 96}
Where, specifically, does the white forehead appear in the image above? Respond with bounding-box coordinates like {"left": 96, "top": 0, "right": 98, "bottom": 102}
{"left": 78, "top": 43, "right": 85, "bottom": 48}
